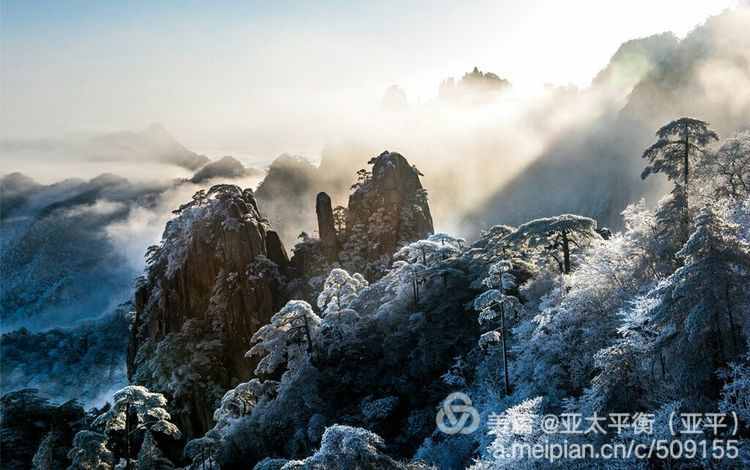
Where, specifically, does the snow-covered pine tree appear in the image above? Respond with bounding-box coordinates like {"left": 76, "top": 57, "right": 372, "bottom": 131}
{"left": 316, "top": 268, "right": 368, "bottom": 318}
{"left": 720, "top": 343, "right": 750, "bottom": 429}
{"left": 32, "top": 432, "right": 56, "bottom": 470}
{"left": 642, "top": 207, "right": 750, "bottom": 400}
{"left": 394, "top": 234, "right": 463, "bottom": 267}
{"left": 641, "top": 117, "right": 719, "bottom": 195}
{"left": 504, "top": 214, "right": 598, "bottom": 273}
{"left": 136, "top": 431, "right": 174, "bottom": 470}
{"left": 183, "top": 376, "right": 280, "bottom": 469}
{"left": 274, "top": 425, "right": 413, "bottom": 469}
{"left": 641, "top": 118, "right": 719, "bottom": 249}
{"left": 66, "top": 431, "right": 113, "bottom": 470}
{"left": 88, "top": 386, "right": 181, "bottom": 468}
{"left": 510, "top": 202, "right": 671, "bottom": 407}
{"left": 706, "top": 130, "right": 750, "bottom": 201}
{"left": 474, "top": 261, "right": 523, "bottom": 395}
{"left": 469, "top": 397, "right": 545, "bottom": 470}
{"left": 247, "top": 300, "right": 322, "bottom": 376}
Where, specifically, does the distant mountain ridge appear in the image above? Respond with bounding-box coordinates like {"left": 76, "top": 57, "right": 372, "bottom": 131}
{"left": 465, "top": 8, "right": 750, "bottom": 233}
{"left": 1, "top": 123, "right": 209, "bottom": 171}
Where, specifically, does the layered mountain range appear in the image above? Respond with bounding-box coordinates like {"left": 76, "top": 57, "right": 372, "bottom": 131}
{"left": 2, "top": 8, "right": 750, "bottom": 469}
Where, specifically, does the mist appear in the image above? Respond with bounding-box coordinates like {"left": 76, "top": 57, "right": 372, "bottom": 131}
{"left": 3, "top": 5, "right": 750, "bottom": 329}
{"left": 242, "top": 6, "right": 750, "bottom": 245}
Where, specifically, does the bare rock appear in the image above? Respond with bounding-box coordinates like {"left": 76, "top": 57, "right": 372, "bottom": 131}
{"left": 127, "top": 184, "right": 287, "bottom": 438}
{"left": 316, "top": 192, "right": 338, "bottom": 261}
{"left": 341, "top": 151, "right": 434, "bottom": 277}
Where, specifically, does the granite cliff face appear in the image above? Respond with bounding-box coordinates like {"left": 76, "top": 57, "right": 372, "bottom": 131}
{"left": 127, "top": 152, "right": 433, "bottom": 438}
{"left": 338, "top": 151, "right": 434, "bottom": 277}
{"left": 285, "top": 151, "right": 434, "bottom": 302}
{"left": 127, "top": 184, "right": 288, "bottom": 437}
{"left": 315, "top": 192, "right": 339, "bottom": 262}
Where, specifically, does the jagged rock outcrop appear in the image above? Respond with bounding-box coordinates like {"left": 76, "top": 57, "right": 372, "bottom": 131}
{"left": 286, "top": 151, "right": 435, "bottom": 300}
{"left": 265, "top": 230, "right": 290, "bottom": 271}
{"left": 128, "top": 152, "right": 434, "bottom": 437}
{"left": 340, "top": 151, "right": 434, "bottom": 277}
{"left": 316, "top": 192, "right": 338, "bottom": 261}
{"left": 127, "top": 184, "right": 288, "bottom": 438}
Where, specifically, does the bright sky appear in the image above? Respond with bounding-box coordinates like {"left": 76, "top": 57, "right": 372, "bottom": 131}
{"left": 0, "top": 0, "right": 739, "bottom": 145}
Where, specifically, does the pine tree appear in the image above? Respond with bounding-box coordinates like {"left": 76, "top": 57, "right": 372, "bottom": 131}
{"left": 66, "top": 431, "right": 113, "bottom": 470}
{"left": 474, "top": 261, "right": 523, "bottom": 395}
{"left": 504, "top": 214, "right": 598, "bottom": 273}
{"left": 720, "top": 344, "right": 750, "bottom": 425}
{"left": 316, "top": 268, "right": 368, "bottom": 318}
{"left": 645, "top": 207, "right": 750, "bottom": 398}
{"left": 90, "top": 386, "right": 181, "bottom": 468}
{"left": 32, "top": 432, "right": 56, "bottom": 470}
{"left": 480, "top": 397, "right": 545, "bottom": 469}
{"left": 708, "top": 130, "right": 750, "bottom": 200}
{"left": 641, "top": 117, "right": 719, "bottom": 195}
{"left": 247, "top": 300, "right": 321, "bottom": 375}
{"left": 136, "top": 431, "right": 174, "bottom": 470}
{"left": 641, "top": 118, "right": 719, "bottom": 246}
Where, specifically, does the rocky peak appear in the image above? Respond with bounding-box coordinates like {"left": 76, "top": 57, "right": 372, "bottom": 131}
{"left": 128, "top": 152, "right": 434, "bottom": 436}
{"left": 284, "top": 151, "right": 434, "bottom": 300}
{"left": 341, "top": 151, "right": 434, "bottom": 276}
{"left": 127, "top": 184, "right": 288, "bottom": 438}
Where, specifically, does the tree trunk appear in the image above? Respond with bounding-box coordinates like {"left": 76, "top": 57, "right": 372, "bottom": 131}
{"left": 302, "top": 314, "right": 315, "bottom": 363}
{"left": 683, "top": 121, "right": 690, "bottom": 226}
{"left": 724, "top": 283, "right": 740, "bottom": 355}
{"left": 683, "top": 121, "right": 690, "bottom": 192}
{"left": 125, "top": 403, "right": 132, "bottom": 470}
{"left": 659, "top": 353, "right": 666, "bottom": 378}
{"left": 562, "top": 231, "right": 571, "bottom": 274}
{"left": 500, "top": 303, "right": 511, "bottom": 396}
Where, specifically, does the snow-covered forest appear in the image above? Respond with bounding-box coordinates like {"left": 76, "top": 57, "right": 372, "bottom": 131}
{"left": 3, "top": 4, "right": 750, "bottom": 470}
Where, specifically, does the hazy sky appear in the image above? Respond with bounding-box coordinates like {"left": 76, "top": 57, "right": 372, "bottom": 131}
{"left": 0, "top": 0, "right": 739, "bottom": 152}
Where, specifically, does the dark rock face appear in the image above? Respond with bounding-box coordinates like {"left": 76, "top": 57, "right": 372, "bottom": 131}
{"left": 342, "top": 151, "right": 434, "bottom": 276}
{"left": 265, "top": 230, "right": 290, "bottom": 271}
{"left": 127, "top": 184, "right": 288, "bottom": 438}
{"left": 316, "top": 192, "right": 338, "bottom": 261}
{"left": 284, "top": 151, "right": 435, "bottom": 301}
{"left": 128, "top": 152, "right": 435, "bottom": 437}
